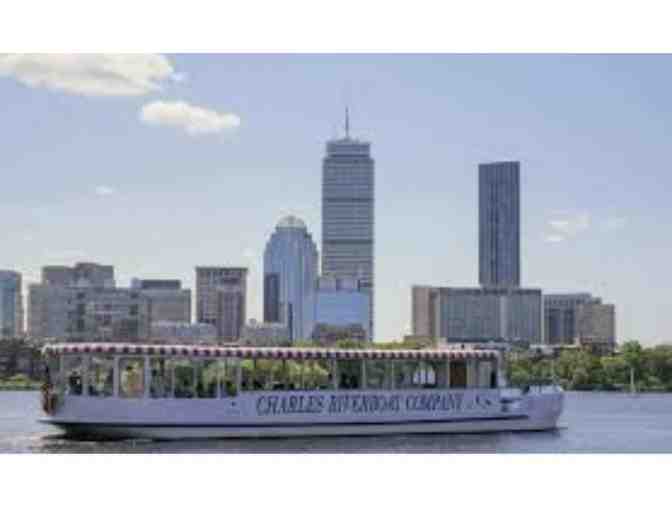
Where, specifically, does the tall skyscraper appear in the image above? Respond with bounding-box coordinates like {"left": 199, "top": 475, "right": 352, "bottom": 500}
{"left": 263, "top": 215, "right": 319, "bottom": 342}
{"left": 321, "top": 110, "right": 375, "bottom": 339}
{"left": 479, "top": 161, "right": 520, "bottom": 288}
{"left": 0, "top": 270, "right": 23, "bottom": 339}
{"left": 196, "top": 267, "right": 247, "bottom": 341}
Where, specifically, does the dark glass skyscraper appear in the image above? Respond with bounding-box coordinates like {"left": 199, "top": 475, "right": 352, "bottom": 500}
{"left": 479, "top": 161, "right": 520, "bottom": 288}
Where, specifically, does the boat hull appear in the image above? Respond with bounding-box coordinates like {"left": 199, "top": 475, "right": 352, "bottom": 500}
{"left": 42, "top": 415, "right": 558, "bottom": 440}
{"left": 40, "top": 389, "right": 564, "bottom": 440}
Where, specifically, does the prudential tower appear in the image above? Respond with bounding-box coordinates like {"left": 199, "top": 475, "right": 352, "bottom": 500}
{"left": 321, "top": 109, "right": 375, "bottom": 340}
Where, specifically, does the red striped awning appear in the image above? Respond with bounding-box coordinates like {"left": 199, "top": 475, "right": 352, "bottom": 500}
{"left": 41, "top": 343, "right": 499, "bottom": 361}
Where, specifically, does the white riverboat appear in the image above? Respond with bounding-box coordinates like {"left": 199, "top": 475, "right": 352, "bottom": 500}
{"left": 39, "top": 343, "right": 563, "bottom": 439}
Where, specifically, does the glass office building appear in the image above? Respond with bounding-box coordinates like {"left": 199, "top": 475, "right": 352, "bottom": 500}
{"left": 263, "top": 215, "right": 319, "bottom": 342}
{"left": 0, "top": 271, "right": 23, "bottom": 339}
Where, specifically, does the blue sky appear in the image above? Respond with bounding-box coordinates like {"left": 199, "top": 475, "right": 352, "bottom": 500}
{"left": 0, "top": 54, "right": 670, "bottom": 344}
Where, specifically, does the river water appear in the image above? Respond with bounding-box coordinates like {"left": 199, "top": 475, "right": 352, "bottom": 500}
{"left": 1, "top": 390, "right": 670, "bottom": 453}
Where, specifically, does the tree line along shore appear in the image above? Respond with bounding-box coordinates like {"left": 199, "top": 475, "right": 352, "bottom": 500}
{"left": 508, "top": 341, "right": 672, "bottom": 392}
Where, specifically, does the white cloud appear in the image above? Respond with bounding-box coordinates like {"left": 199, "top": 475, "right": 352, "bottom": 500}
{"left": 94, "top": 185, "right": 115, "bottom": 196}
{"left": 140, "top": 101, "right": 240, "bottom": 136}
{"left": 548, "top": 212, "right": 590, "bottom": 236}
{"left": 543, "top": 211, "right": 590, "bottom": 243}
{"left": 602, "top": 217, "right": 627, "bottom": 231}
{"left": 171, "top": 72, "right": 188, "bottom": 83}
{"left": 43, "top": 249, "right": 88, "bottom": 261}
{"left": 544, "top": 234, "right": 566, "bottom": 244}
{"left": 0, "top": 54, "right": 178, "bottom": 96}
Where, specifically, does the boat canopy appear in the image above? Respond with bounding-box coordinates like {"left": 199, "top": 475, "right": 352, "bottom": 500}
{"left": 42, "top": 343, "right": 498, "bottom": 361}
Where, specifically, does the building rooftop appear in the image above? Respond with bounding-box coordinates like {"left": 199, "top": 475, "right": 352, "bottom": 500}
{"left": 277, "top": 215, "right": 306, "bottom": 230}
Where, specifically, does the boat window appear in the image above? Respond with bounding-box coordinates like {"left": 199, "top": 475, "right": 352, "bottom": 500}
{"left": 88, "top": 356, "right": 114, "bottom": 397}
{"left": 150, "top": 358, "right": 173, "bottom": 398}
{"left": 196, "top": 360, "right": 218, "bottom": 398}
{"left": 252, "top": 359, "right": 283, "bottom": 390}
{"left": 477, "top": 361, "right": 493, "bottom": 389}
{"left": 415, "top": 361, "right": 438, "bottom": 389}
{"left": 303, "top": 360, "right": 330, "bottom": 391}
{"left": 490, "top": 365, "right": 498, "bottom": 389}
{"left": 119, "top": 357, "right": 145, "bottom": 398}
{"left": 365, "top": 361, "right": 387, "bottom": 389}
{"left": 285, "top": 360, "right": 303, "bottom": 390}
{"left": 433, "top": 361, "right": 449, "bottom": 389}
{"left": 219, "top": 359, "right": 238, "bottom": 397}
{"left": 320, "top": 360, "right": 335, "bottom": 389}
{"left": 173, "top": 359, "right": 196, "bottom": 398}
{"left": 337, "top": 360, "right": 362, "bottom": 390}
{"left": 64, "top": 356, "right": 84, "bottom": 396}
{"left": 394, "top": 361, "right": 419, "bottom": 389}
{"left": 450, "top": 361, "right": 467, "bottom": 388}
{"left": 240, "top": 360, "right": 255, "bottom": 392}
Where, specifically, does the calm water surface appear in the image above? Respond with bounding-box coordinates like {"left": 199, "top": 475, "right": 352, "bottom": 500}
{"left": 1, "top": 391, "right": 670, "bottom": 453}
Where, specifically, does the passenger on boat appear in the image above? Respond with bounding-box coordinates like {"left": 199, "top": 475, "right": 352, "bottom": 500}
{"left": 151, "top": 369, "right": 166, "bottom": 398}
{"left": 123, "top": 365, "right": 143, "bottom": 398}
{"left": 68, "top": 371, "right": 82, "bottom": 395}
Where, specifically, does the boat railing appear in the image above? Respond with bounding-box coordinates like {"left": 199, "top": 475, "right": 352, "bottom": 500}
{"left": 502, "top": 380, "right": 562, "bottom": 399}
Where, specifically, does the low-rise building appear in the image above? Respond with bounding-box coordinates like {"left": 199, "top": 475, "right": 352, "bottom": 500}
{"left": 544, "top": 293, "right": 594, "bottom": 345}
{"left": 544, "top": 293, "right": 616, "bottom": 352}
{"left": 131, "top": 278, "right": 192, "bottom": 323}
{"left": 575, "top": 301, "right": 616, "bottom": 354}
{"left": 29, "top": 285, "right": 150, "bottom": 342}
{"left": 312, "top": 323, "right": 368, "bottom": 345}
{"left": 313, "top": 276, "right": 370, "bottom": 340}
{"left": 149, "top": 321, "right": 217, "bottom": 344}
{"left": 196, "top": 267, "right": 248, "bottom": 341}
{"left": 412, "top": 285, "right": 542, "bottom": 345}
{"left": 240, "top": 319, "right": 290, "bottom": 346}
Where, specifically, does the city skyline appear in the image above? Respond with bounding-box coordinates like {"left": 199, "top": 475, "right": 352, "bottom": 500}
{"left": 1, "top": 54, "right": 670, "bottom": 344}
